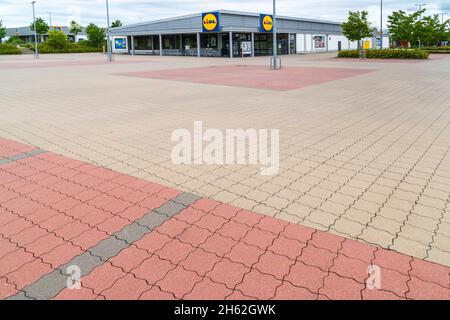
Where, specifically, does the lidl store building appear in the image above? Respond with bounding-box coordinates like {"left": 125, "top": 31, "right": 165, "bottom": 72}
{"left": 110, "top": 10, "right": 389, "bottom": 57}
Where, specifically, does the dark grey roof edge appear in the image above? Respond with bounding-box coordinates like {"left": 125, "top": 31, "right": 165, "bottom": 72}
{"left": 110, "top": 9, "right": 342, "bottom": 32}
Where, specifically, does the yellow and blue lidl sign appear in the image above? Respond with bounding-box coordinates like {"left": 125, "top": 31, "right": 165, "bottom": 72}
{"left": 202, "top": 12, "right": 220, "bottom": 32}
{"left": 260, "top": 14, "right": 273, "bottom": 32}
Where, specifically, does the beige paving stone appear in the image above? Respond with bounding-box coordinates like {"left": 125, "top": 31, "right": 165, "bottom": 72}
{"left": 265, "top": 196, "right": 291, "bottom": 211}
{"left": 432, "top": 234, "right": 450, "bottom": 252}
{"left": 413, "top": 204, "right": 444, "bottom": 220}
{"left": 398, "top": 225, "right": 435, "bottom": 245}
{"left": 426, "top": 248, "right": 450, "bottom": 267}
{"left": 390, "top": 236, "right": 429, "bottom": 259}
{"left": 284, "top": 202, "right": 313, "bottom": 220}
{"left": 342, "top": 208, "right": 373, "bottom": 225}
{"left": 213, "top": 191, "right": 241, "bottom": 204}
{"left": 358, "top": 227, "right": 394, "bottom": 248}
{"left": 231, "top": 197, "right": 258, "bottom": 211}
{"left": 306, "top": 210, "right": 337, "bottom": 229}
{"left": 406, "top": 213, "right": 440, "bottom": 232}
{"left": 275, "top": 212, "right": 303, "bottom": 224}
{"left": 437, "top": 221, "right": 450, "bottom": 237}
{"left": 353, "top": 199, "right": 382, "bottom": 214}
{"left": 330, "top": 193, "right": 357, "bottom": 207}
{"left": 417, "top": 195, "right": 446, "bottom": 210}
{"left": 245, "top": 189, "right": 271, "bottom": 203}
{"left": 385, "top": 198, "right": 414, "bottom": 213}
{"left": 369, "top": 216, "right": 402, "bottom": 235}
{"left": 331, "top": 218, "right": 365, "bottom": 239}
{"left": 252, "top": 204, "right": 279, "bottom": 217}
{"left": 319, "top": 200, "right": 347, "bottom": 216}
{"left": 297, "top": 194, "right": 323, "bottom": 208}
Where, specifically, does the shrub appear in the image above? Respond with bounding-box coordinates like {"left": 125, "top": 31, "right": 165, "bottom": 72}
{"left": 420, "top": 46, "right": 450, "bottom": 54}
{"left": 6, "top": 36, "right": 25, "bottom": 45}
{"left": 37, "top": 42, "right": 102, "bottom": 54}
{"left": 0, "top": 43, "right": 22, "bottom": 55}
{"left": 46, "top": 30, "right": 69, "bottom": 50}
{"left": 338, "top": 49, "right": 429, "bottom": 59}
{"left": 85, "top": 23, "right": 106, "bottom": 48}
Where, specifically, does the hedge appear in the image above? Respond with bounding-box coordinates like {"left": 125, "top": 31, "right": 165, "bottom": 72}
{"left": 33, "top": 42, "right": 102, "bottom": 54}
{"left": 0, "top": 44, "right": 22, "bottom": 55}
{"left": 338, "top": 49, "right": 429, "bottom": 59}
{"left": 420, "top": 46, "right": 450, "bottom": 54}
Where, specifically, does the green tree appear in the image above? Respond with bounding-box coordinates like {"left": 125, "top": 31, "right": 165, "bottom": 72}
{"left": 30, "top": 17, "right": 49, "bottom": 40}
{"left": 69, "top": 20, "right": 82, "bottom": 40}
{"left": 388, "top": 10, "right": 424, "bottom": 47}
{"left": 86, "top": 23, "right": 105, "bottom": 48}
{"left": 111, "top": 20, "right": 123, "bottom": 28}
{"left": 342, "top": 11, "right": 372, "bottom": 49}
{"left": 414, "top": 15, "right": 442, "bottom": 46}
{"left": 0, "top": 20, "right": 6, "bottom": 43}
{"left": 46, "top": 30, "right": 68, "bottom": 49}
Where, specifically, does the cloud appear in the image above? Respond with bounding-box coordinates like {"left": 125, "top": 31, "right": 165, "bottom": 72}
{"left": 1, "top": 0, "right": 447, "bottom": 28}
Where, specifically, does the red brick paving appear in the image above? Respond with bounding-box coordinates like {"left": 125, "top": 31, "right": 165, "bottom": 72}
{"left": 0, "top": 60, "right": 150, "bottom": 70}
{"left": 0, "top": 138, "right": 449, "bottom": 300}
{"left": 119, "top": 65, "right": 376, "bottom": 91}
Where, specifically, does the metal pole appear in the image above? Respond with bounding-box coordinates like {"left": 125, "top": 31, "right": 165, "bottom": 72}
{"left": 380, "top": 0, "right": 383, "bottom": 49}
{"left": 31, "top": 1, "right": 39, "bottom": 59}
{"left": 415, "top": 4, "right": 426, "bottom": 48}
{"left": 273, "top": 0, "right": 277, "bottom": 66}
{"left": 106, "top": 0, "right": 113, "bottom": 62}
{"left": 48, "top": 12, "right": 52, "bottom": 30}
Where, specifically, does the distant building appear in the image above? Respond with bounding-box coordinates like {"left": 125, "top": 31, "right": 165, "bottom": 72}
{"left": 5, "top": 26, "right": 87, "bottom": 43}
{"left": 109, "top": 10, "right": 390, "bottom": 57}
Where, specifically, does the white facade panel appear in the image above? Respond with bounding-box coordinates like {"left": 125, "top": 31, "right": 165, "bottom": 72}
{"left": 296, "top": 33, "right": 305, "bottom": 52}
{"left": 305, "top": 34, "right": 312, "bottom": 52}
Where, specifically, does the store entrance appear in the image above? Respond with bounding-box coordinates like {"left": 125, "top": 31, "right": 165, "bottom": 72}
{"left": 254, "top": 33, "right": 289, "bottom": 56}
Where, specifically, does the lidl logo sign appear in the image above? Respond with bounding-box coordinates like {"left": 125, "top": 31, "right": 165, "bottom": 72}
{"left": 202, "top": 12, "right": 220, "bottom": 32}
{"left": 260, "top": 14, "right": 273, "bottom": 32}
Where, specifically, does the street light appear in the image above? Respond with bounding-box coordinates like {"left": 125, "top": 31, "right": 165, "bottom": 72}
{"left": 270, "top": 0, "right": 281, "bottom": 69}
{"left": 31, "top": 1, "right": 39, "bottom": 59}
{"left": 380, "top": 0, "right": 383, "bottom": 49}
{"left": 48, "top": 12, "right": 52, "bottom": 31}
{"left": 415, "top": 4, "right": 427, "bottom": 48}
{"left": 106, "top": 0, "right": 113, "bottom": 62}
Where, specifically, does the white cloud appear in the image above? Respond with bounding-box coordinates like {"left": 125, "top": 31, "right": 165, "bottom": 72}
{"left": 0, "top": 0, "right": 448, "bottom": 28}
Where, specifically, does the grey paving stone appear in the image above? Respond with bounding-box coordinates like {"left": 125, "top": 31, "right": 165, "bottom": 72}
{"left": 115, "top": 222, "right": 150, "bottom": 244}
{"left": 137, "top": 212, "right": 168, "bottom": 230}
{"left": 89, "top": 237, "right": 129, "bottom": 261}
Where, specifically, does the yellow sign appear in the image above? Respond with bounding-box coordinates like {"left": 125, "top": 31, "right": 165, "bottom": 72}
{"left": 202, "top": 13, "right": 219, "bottom": 32}
{"left": 363, "top": 40, "right": 371, "bottom": 50}
{"left": 262, "top": 15, "right": 273, "bottom": 32}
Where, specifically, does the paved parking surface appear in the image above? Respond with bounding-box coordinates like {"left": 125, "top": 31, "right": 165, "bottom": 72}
{"left": 0, "top": 52, "right": 449, "bottom": 299}
{"left": 1, "top": 138, "right": 448, "bottom": 300}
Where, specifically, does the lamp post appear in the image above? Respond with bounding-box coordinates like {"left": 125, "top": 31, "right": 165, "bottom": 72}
{"left": 270, "top": 0, "right": 281, "bottom": 69}
{"left": 380, "top": 0, "right": 383, "bottom": 49}
{"left": 31, "top": 1, "right": 39, "bottom": 59}
{"left": 48, "top": 12, "right": 52, "bottom": 30}
{"left": 106, "top": 0, "right": 113, "bottom": 62}
{"left": 415, "top": 3, "right": 427, "bottom": 48}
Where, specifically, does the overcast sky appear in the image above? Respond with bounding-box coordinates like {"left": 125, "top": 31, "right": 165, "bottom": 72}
{"left": 1, "top": 0, "right": 449, "bottom": 28}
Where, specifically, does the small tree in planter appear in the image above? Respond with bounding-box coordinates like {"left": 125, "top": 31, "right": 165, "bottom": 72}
{"left": 46, "top": 30, "right": 68, "bottom": 50}
{"left": 86, "top": 23, "right": 105, "bottom": 48}
{"left": 69, "top": 20, "right": 82, "bottom": 42}
{"left": 0, "top": 20, "right": 6, "bottom": 43}
{"left": 342, "top": 11, "right": 372, "bottom": 50}
{"left": 30, "top": 17, "right": 49, "bottom": 42}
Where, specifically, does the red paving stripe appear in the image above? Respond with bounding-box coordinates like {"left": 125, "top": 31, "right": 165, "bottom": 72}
{"left": 1, "top": 137, "right": 449, "bottom": 300}
{"left": 0, "top": 60, "right": 151, "bottom": 70}
{"left": 0, "top": 139, "right": 181, "bottom": 296}
{"left": 119, "top": 65, "right": 376, "bottom": 91}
